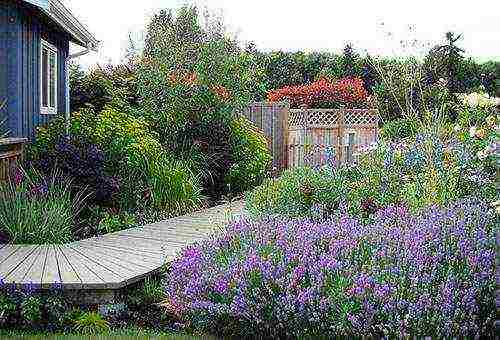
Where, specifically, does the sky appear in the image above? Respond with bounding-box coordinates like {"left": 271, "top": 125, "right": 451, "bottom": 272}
{"left": 64, "top": 0, "right": 500, "bottom": 68}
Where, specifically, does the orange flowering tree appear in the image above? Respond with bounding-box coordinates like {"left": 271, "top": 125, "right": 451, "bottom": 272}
{"left": 268, "top": 77, "right": 369, "bottom": 109}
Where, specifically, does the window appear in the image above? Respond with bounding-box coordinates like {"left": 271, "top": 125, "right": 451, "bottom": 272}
{"left": 40, "top": 40, "right": 58, "bottom": 115}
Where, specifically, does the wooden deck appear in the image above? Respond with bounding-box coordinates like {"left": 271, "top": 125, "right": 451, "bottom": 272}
{"left": 0, "top": 201, "right": 245, "bottom": 290}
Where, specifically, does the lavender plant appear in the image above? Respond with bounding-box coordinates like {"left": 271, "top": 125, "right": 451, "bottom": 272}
{"left": 164, "top": 198, "right": 496, "bottom": 337}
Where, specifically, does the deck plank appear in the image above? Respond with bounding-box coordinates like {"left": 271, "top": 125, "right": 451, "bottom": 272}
{"left": 78, "top": 237, "right": 168, "bottom": 255}
{"left": 111, "top": 233, "right": 200, "bottom": 247}
{"left": 100, "top": 233, "right": 191, "bottom": 249}
{"left": 67, "top": 244, "right": 145, "bottom": 279}
{"left": 0, "top": 245, "right": 22, "bottom": 265}
{"left": 2, "top": 200, "right": 245, "bottom": 290}
{"left": 116, "top": 228, "right": 206, "bottom": 242}
{"left": 65, "top": 244, "right": 160, "bottom": 288}
{"left": 21, "top": 246, "right": 49, "bottom": 287}
{"left": 62, "top": 245, "right": 118, "bottom": 289}
{"left": 0, "top": 245, "right": 38, "bottom": 280}
{"left": 54, "top": 245, "right": 83, "bottom": 290}
{"left": 5, "top": 245, "right": 43, "bottom": 284}
{"left": 76, "top": 243, "right": 164, "bottom": 268}
{"left": 41, "top": 245, "right": 61, "bottom": 288}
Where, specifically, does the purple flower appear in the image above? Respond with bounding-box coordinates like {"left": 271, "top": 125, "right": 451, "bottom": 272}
{"left": 13, "top": 168, "right": 23, "bottom": 186}
{"left": 213, "top": 278, "right": 230, "bottom": 295}
{"left": 163, "top": 198, "right": 496, "bottom": 337}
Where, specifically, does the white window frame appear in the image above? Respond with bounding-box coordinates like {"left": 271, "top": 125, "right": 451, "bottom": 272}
{"left": 40, "top": 39, "right": 58, "bottom": 115}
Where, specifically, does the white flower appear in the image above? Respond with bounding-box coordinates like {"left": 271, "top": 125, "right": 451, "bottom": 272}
{"left": 477, "top": 150, "right": 487, "bottom": 160}
{"left": 453, "top": 124, "right": 461, "bottom": 132}
{"left": 486, "top": 141, "right": 498, "bottom": 154}
{"left": 469, "top": 126, "right": 477, "bottom": 138}
{"left": 467, "top": 93, "right": 479, "bottom": 108}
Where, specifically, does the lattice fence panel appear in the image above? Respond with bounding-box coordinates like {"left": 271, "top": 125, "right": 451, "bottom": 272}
{"left": 288, "top": 109, "right": 379, "bottom": 168}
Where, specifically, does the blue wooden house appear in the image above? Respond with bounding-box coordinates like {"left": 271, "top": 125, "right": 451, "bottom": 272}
{"left": 0, "top": 0, "right": 97, "bottom": 139}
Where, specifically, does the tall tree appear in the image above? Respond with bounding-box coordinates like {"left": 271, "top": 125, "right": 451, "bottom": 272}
{"left": 425, "top": 31, "right": 465, "bottom": 93}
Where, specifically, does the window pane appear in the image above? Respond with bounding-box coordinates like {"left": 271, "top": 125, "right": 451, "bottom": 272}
{"left": 42, "top": 49, "right": 48, "bottom": 107}
{"left": 49, "top": 51, "right": 56, "bottom": 108}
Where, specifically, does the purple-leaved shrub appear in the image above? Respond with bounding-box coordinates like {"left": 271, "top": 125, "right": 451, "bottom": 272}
{"left": 165, "top": 198, "right": 496, "bottom": 337}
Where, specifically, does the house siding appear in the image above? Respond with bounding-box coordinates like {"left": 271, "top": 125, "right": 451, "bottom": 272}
{"left": 1, "top": 0, "right": 69, "bottom": 139}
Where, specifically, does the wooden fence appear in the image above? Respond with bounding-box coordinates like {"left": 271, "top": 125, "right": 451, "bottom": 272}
{"left": 0, "top": 138, "right": 27, "bottom": 181}
{"left": 242, "top": 103, "right": 379, "bottom": 170}
{"left": 241, "top": 102, "right": 290, "bottom": 171}
{"left": 288, "top": 108, "right": 379, "bottom": 168}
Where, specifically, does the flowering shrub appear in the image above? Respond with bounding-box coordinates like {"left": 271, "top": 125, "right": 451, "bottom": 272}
{"left": 137, "top": 39, "right": 271, "bottom": 200}
{"left": 165, "top": 199, "right": 496, "bottom": 337}
{"left": 0, "top": 280, "right": 72, "bottom": 331}
{"left": 247, "top": 131, "right": 497, "bottom": 220}
{"left": 267, "top": 78, "right": 369, "bottom": 109}
{"left": 453, "top": 92, "right": 498, "bottom": 173}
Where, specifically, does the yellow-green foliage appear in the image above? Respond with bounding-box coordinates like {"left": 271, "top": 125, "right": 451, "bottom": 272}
{"left": 34, "top": 107, "right": 163, "bottom": 171}
{"left": 90, "top": 107, "right": 163, "bottom": 169}
{"left": 31, "top": 107, "right": 203, "bottom": 214}
{"left": 228, "top": 116, "right": 272, "bottom": 193}
{"left": 73, "top": 311, "right": 110, "bottom": 335}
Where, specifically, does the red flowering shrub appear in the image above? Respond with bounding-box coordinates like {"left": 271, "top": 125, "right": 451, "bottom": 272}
{"left": 268, "top": 77, "right": 369, "bottom": 109}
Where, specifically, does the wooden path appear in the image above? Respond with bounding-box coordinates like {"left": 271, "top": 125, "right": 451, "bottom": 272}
{"left": 0, "top": 201, "right": 245, "bottom": 290}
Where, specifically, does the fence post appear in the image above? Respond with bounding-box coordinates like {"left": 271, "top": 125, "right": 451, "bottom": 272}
{"left": 338, "top": 109, "right": 344, "bottom": 164}
{"left": 282, "top": 103, "right": 290, "bottom": 170}
{"left": 300, "top": 105, "right": 308, "bottom": 167}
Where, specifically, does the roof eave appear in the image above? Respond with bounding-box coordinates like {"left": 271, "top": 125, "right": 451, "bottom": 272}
{"left": 44, "top": 0, "right": 99, "bottom": 51}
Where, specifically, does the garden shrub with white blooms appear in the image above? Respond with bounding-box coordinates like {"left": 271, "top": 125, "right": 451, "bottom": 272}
{"left": 164, "top": 198, "right": 496, "bottom": 337}
{"left": 454, "top": 91, "right": 499, "bottom": 173}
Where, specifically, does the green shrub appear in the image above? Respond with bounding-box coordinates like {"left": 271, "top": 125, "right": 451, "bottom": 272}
{"left": 125, "top": 277, "right": 165, "bottom": 306}
{"left": 245, "top": 166, "right": 348, "bottom": 219}
{"left": 29, "top": 106, "right": 206, "bottom": 231}
{"left": 0, "top": 283, "right": 72, "bottom": 331}
{"left": 146, "top": 157, "right": 203, "bottom": 215}
{"left": 380, "top": 117, "right": 420, "bottom": 141}
{"left": 69, "top": 63, "right": 138, "bottom": 113}
{"left": 96, "top": 209, "right": 137, "bottom": 234}
{"left": 73, "top": 311, "right": 110, "bottom": 335}
{"left": 227, "top": 116, "right": 272, "bottom": 193}
{"left": 0, "top": 169, "right": 87, "bottom": 244}
{"left": 165, "top": 118, "right": 235, "bottom": 201}
{"left": 19, "top": 296, "right": 42, "bottom": 325}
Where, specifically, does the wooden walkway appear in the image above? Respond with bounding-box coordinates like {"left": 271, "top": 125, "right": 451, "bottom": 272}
{"left": 0, "top": 201, "right": 245, "bottom": 290}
